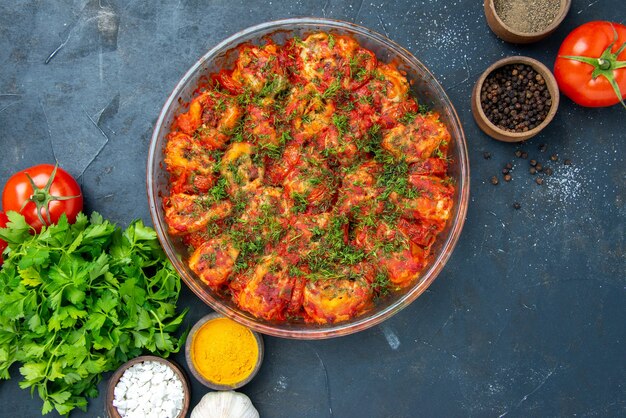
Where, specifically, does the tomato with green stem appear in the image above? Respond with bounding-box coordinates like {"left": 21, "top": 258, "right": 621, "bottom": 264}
{"left": 2, "top": 164, "right": 83, "bottom": 232}
{"left": 554, "top": 21, "right": 626, "bottom": 108}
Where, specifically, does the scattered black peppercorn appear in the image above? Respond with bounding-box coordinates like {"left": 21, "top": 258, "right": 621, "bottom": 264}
{"left": 505, "top": 162, "right": 513, "bottom": 170}
{"left": 521, "top": 151, "right": 528, "bottom": 159}
{"left": 513, "top": 202, "right": 521, "bottom": 210}
{"left": 536, "top": 163, "right": 543, "bottom": 172}
{"left": 564, "top": 159, "right": 572, "bottom": 165}
{"left": 530, "top": 159, "right": 537, "bottom": 167}
{"left": 502, "top": 168, "right": 509, "bottom": 175}
{"left": 490, "top": 176, "right": 499, "bottom": 185}
{"left": 529, "top": 167, "right": 537, "bottom": 175}
{"left": 483, "top": 151, "right": 491, "bottom": 160}
{"left": 515, "top": 150, "right": 522, "bottom": 158}
{"left": 480, "top": 64, "right": 551, "bottom": 133}
{"left": 539, "top": 144, "right": 547, "bottom": 152}
{"left": 550, "top": 154, "right": 558, "bottom": 161}
{"left": 504, "top": 174, "right": 512, "bottom": 182}
{"left": 544, "top": 167, "right": 553, "bottom": 176}
{"left": 536, "top": 177, "right": 544, "bottom": 185}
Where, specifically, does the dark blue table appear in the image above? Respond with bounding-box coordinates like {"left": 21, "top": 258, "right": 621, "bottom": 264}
{"left": 1, "top": 1, "right": 624, "bottom": 416}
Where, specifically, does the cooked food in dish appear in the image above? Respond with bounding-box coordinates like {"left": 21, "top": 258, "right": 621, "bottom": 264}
{"left": 163, "top": 32, "right": 455, "bottom": 324}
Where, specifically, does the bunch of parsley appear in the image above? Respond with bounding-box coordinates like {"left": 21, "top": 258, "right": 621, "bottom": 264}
{"left": 0, "top": 212, "right": 188, "bottom": 416}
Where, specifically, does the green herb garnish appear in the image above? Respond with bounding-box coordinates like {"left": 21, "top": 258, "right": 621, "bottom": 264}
{"left": 0, "top": 212, "right": 187, "bottom": 416}
{"left": 322, "top": 79, "right": 342, "bottom": 99}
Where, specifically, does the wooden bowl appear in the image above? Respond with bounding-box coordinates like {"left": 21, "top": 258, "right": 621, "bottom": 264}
{"left": 106, "top": 355, "right": 190, "bottom": 418}
{"left": 484, "top": 0, "right": 571, "bottom": 44}
{"left": 471, "top": 56, "right": 559, "bottom": 142}
{"left": 185, "top": 312, "right": 264, "bottom": 390}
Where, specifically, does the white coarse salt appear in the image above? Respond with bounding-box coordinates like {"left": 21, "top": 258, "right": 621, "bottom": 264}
{"left": 113, "top": 360, "right": 185, "bottom": 418}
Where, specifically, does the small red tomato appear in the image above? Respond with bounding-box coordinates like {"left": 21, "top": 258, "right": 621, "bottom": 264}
{"left": 554, "top": 21, "right": 626, "bottom": 108}
{"left": 0, "top": 211, "right": 8, "bottom": 265}
{"left": 2, "top": 164, "right": 83, "bottom": 232}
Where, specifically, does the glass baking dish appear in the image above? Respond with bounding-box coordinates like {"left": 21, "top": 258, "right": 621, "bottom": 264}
{"left": 147, "top": 18, "right": 470, "bottom": 339}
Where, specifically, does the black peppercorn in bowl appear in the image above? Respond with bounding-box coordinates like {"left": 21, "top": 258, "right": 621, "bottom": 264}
{"left": 471, "top": 56, "right": 559, "bottom": 142}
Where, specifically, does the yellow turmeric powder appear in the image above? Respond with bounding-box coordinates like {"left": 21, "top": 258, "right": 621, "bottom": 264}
{"left": 191, "top": 317, "right": 259, "bottom": 386}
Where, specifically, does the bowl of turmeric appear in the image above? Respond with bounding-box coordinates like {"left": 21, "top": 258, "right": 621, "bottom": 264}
{"left": 185, "top": 313, "right": 264, "bottom": 390}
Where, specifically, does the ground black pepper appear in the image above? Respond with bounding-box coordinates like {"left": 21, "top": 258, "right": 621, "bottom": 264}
{"left": 529, "top": 167, "right": 537, "bottom": 175}
{"left": 494, "top": 0, "right": 562, "bottom": 34}
{"left": 483, "top": 151, "right": 491, "bottom": 160}
{"left": 480, "top": 64, "right": 551, "bottom": 133}
{"left": 550, "top": 154, "right": 558, "bottom": 161}
{"left": 513, "top": 202, "right": 521, "bottom": 210}
{"left": 539, "top": 143, "right": 547, "bottom": 152}
{"left": 564, "top": 159, "right": 572, "bottom": 165}
{"left": 515, "top": 150, "right": 522, "bottom": 158}
{"left": 536, "top": 163, "right": 543, "bottom": 172}
{"left": 521, "top": 151, "right": 528, "bottom": 159}
{"left": 544, "top": 167, "right": 553, "bottom": 176}
{"left": 536, "top": 177, "right": 544, "bottom": 185}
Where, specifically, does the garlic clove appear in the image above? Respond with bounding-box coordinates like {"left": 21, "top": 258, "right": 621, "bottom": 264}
{"left": 190, "top": 391, "right": 260, "bottom": 418}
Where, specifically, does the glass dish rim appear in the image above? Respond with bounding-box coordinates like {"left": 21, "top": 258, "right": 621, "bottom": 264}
{"left": 147, "top": 17, "right": 470, "bottom": 339}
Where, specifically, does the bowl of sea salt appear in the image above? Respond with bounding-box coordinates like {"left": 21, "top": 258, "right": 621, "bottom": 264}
{"left": 106, "top": 355, "right": 190, "bottom": 418}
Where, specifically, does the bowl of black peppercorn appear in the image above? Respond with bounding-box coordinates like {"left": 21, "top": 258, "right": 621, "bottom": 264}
{"left": 471, "top": 56, "right": 559, "bottom": 142}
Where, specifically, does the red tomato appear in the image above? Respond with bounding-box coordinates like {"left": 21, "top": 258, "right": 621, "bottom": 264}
{"left": 0, "top": 212, "right": 8, "bottom": 265}
{"left": 554, "top": 21, "right": 626, "bottom": 108}
{"left": 2, "top": 164, "right": 83, "bottom": 232}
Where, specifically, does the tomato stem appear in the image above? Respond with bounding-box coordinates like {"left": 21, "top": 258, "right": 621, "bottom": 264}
{"left": 597, "top": 58, "right": 611, "bottom": 70}
{"left": 22, "top": 164, "right": 81, "bottom": 228}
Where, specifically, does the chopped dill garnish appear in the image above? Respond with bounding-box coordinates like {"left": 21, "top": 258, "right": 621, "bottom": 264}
{"left": 328, "top": 33, "right": 335, "bottom": 49}
{"left": 373, "top": 271, "right": 391, "bottom": 296}
{"left": 322, "top": 79, "right": 342, "bottom": 99}
{"left": 291, "top": 192, "right": 309, "bottom": 213}
{"left": 399, "top": 111, "right": 418, "bottom": 125}
{"left": 332, "top": 114, "right": 349, "bottom": 138}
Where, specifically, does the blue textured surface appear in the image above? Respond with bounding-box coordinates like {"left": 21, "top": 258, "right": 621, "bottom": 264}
{"left": 0, "top": 1, "right": 624, "bottom": 417}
